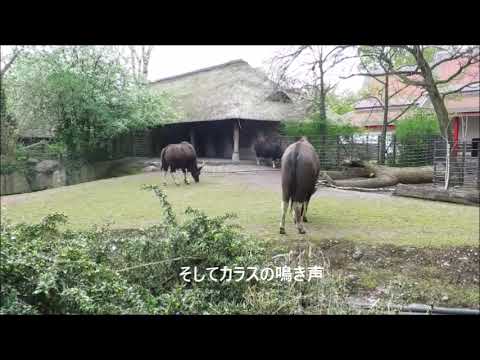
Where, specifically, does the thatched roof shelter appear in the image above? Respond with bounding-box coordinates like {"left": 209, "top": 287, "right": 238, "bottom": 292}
{"left": 149, "top": 59, "right": 308, "bottom": 123}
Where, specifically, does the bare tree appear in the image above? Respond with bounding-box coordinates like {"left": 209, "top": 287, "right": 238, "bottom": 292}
{"left": 326, "top": 45, "right": 479, "bottom": 189}
{"left": 385, "top": 45, "right": 480, "bottom": 188}
{"left": 1, "top": 46, "right": 25, "bottom": 78}
{"left": 126, "top": 46, "right": 154, "bottom": 82}
{"left": 343, "top": 46, "right": 427, "bottom": 164}
{"left": 1, "top": 46, "right": 26, "bottom": 157}
{"left": 269, "top": 46, "right": 354, "bottom": 122}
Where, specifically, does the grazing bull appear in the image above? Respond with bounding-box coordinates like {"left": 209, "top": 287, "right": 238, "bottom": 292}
{"left": 253, "top": 136, "right": 283, "bottom": 168}
{"left": 279, "top": 137, "right": 320, "bottom": 234}
{"left": 160, "top": 141, "right": 204, "bottom": 185}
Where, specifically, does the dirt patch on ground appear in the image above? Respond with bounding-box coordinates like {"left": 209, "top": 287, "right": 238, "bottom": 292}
{"left": 279, "top": 239, "right": 480, "bottom": 308}
{"left": 312, "top": 239, "right": 479, "bottom": 286}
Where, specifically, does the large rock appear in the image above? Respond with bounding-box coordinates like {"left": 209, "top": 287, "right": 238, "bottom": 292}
{"left": 51, "top": 168, "right": 67, "bottom": 188}
{"left": 34, "top": 160, "right": 60, "bottom": 174}
{"left": 29, "top": 160, "right": 66, "bottom": 191}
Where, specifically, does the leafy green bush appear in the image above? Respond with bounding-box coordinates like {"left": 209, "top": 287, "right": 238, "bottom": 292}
{"left": 0, "top": 144, "right": 29, "bottom": 175}
{"left": 395, "top": 109, "right": 440, "bottom": 142}
{"left": 1, "top": 185, "right": 373, "bottom": 315}
{"left": 0, "top": 186, "right": 276, "bottom": 314}
{"left": 393, "top": 110, "right": 440, "bottom": 166}
{"left": 5, "top": 46, "right": 177, "bottom": 159}
{"left": 281, "top": 113, "right": 362, "bottom": 140}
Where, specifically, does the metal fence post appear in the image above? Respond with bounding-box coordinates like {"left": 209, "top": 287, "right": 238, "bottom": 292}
{"left": 392, "top": 134, "right": 397, "bottom": 166}
{"left": 377, "top": 135, "right": 380, "bottom": 163}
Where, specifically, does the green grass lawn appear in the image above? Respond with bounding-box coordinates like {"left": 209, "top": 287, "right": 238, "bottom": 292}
{"left": 1, "top": 172, "right": 479, "bottom": 247}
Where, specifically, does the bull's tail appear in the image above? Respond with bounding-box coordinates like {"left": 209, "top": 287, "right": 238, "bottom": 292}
{"left": 288, "top": 142, "right": 301, "bottom": 214}
{"left": 160, "top": 147, "right": 168, "bottom": 171}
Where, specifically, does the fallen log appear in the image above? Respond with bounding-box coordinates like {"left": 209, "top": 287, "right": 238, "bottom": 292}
{"left": 318, "top": 180, "right": 395, "bottom": 193}
{"left": 321, "top": 160, "right": 433, "bottom": 189}
{"left": 393, "top": 184, "right": 480, "bottom": 206}
{"left": 322, "top": 167, "right": 373, "bottom": 180}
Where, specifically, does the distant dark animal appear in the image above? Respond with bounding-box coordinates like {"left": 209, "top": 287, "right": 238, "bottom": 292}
{"left": 279, "top": 137, "right": 320, "bottom": 234}
{"left": 253, "top": 137, "right": 284, "bottom": 168}
{"left": 160, "top": 142, "right": 205, "bottom": 185}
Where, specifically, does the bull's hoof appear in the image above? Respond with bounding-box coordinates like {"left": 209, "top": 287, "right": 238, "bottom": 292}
{"left": 279, "top": 227, "right": 286, "bottom": 234}
{"left": 185, "top": 181, "right": 190, "bottom": 185}
{"left": 298, "top": 228, "right": 306, "bottom": 234}
{"left": 175, "top": 183, "right": 180, "bottom": 186}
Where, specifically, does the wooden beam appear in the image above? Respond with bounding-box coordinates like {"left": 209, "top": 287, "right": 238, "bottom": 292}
{"left": 232, "top": 120, "right": 240, "bottom": 162}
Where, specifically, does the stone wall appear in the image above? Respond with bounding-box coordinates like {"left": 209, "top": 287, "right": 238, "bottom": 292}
{"left": 0, "top": 157, "right": 158, "bottom": 196}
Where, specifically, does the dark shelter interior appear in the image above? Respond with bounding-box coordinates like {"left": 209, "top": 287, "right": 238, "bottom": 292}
{"left": 151, "top": 119, "right": 280, "bottom": 161}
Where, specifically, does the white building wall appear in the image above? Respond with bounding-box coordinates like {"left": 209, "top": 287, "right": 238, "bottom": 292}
{"left": 460, "top": 115, "right": 480, "bottom": 142}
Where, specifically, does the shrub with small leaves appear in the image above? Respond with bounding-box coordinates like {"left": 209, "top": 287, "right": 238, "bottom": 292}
{"left": 1, "top": 186, "right": 369, "bottom": 314}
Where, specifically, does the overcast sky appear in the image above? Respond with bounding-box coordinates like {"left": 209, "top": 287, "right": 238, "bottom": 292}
{"left": 1, "top": 45, "right": 364, "bottom": 94}
{"left": 147, "top": 46, "right": 364, "bottom": 94}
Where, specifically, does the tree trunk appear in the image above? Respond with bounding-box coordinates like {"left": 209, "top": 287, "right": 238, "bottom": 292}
{"left": 323, "top": 167, "right": 373, "bottom": 180}
{"left": 393, "top": 184, "right": 479, "bottom": 206}
{"left": 379, "top": 75, "right": 389, "bottom": 164}
{"left": 320, "top": 160, "right": 433, "bottom": 188}
{"left": 318, "top": 66, "right": 327, "bottom": 121}
{"left": 413, "top": 47, "right": 459, "bottom": 188}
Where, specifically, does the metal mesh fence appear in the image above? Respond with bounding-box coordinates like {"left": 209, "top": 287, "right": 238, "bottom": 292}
{"left": 433, "top": 139, "right": 480, "bottom": 190}
{"left": 279, "top": 134, "right": 439, "bottom": 170}
{"left": 385, "top": 135, "right": 438, "bottom": 167}
{"left": 278, "top": 135, "right": 479, "bottom": 189}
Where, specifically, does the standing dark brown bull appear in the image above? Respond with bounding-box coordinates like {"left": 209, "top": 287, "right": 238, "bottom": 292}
{"left": 279, "top": 137, "right": 320, "bottom": 234}
{"left": 253, "top": 136, "right": 283, "bottom": 168}
{"left": 160, "top": 142, "right": 204, "bottom": 185}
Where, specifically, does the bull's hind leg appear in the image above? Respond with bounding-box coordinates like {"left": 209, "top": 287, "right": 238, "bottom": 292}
{"left": 303, "top": 201, "right": 309, "bottom": 223}
{"left": 279, "top": 200, "right": 288, "bottom": 234}
{"left": 170, "top": 171, "right": 180, "bottom": 186}
{"left": 162, "top": 170, "right": 168, "bottom": 186}
{"left": 293, "top": 201, "right": 306, "bottom": 234}
{"left": 183, "top": 169, "right": 190, "bottom": 185}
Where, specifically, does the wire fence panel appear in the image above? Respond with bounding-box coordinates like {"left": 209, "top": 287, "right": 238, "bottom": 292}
{"left": 386, "top": 136, "right": 439, "bottom": 167}
{"left": 433, "top": 139, "right": 480, "bottom": 190}
{"left": 279, "top": 135, "right": 437, "bottom": 169}
{"left": 279, "top": 135, "right": 479, "bottom": 189}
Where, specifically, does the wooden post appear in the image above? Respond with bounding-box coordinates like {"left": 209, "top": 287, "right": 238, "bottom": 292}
{"left": 232, "top": 120, "right": 240, "bottom": 162}
{"left": 131, "top": 131, "right": 136, "bottom": 157}
{"left": 189, "top": 127, "right": 196, "bottom": 152}
{"left": 336, "top": 136, "right": 340, "bottom": 168}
